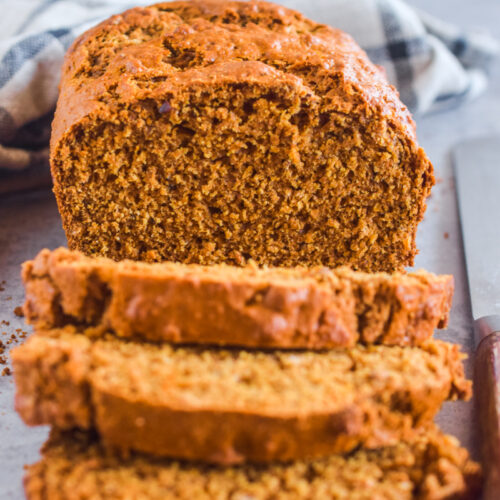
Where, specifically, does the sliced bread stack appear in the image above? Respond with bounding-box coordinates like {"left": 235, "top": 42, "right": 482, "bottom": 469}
{"left": 13, "top": 248, "right": 481, "bottom": 499}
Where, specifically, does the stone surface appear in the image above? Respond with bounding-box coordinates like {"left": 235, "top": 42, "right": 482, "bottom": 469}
{"left": 1, "top": 0, "right": 499, "bottom": 497}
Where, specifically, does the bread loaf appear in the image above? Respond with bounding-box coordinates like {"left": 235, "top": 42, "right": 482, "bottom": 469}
{"left": 51, "top": 0, "right": 434, "bottom": 272}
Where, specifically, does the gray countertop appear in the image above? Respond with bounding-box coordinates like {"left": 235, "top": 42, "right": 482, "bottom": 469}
{"left": 1, "top": 0, "right": 499, "bottom": 498}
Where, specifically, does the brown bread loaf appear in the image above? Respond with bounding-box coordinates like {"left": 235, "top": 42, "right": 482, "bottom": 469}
{"left": 23, "top": 248, "right": 453, "bottom": 349}
{"left": 12, "top": 327, "right": 470, "bottom": 464}
{"left": 24, "top": 428, "right": 481, "bottom": 500}
{"left": 51, "top": 0, "right": 434, "bottom": 272}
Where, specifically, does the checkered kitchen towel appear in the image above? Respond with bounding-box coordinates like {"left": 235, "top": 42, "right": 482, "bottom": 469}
{"left": 0, "top": 0, "right": 498, "bottom": 191}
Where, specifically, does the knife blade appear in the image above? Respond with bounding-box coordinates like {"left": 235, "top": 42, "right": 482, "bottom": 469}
{"left": 454, "top": 136, "right": 500, "bottom": 500}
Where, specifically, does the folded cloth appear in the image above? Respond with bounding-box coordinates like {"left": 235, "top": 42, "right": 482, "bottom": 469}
{"left": 0, "top": 0, "right": 497, "bottom": 190}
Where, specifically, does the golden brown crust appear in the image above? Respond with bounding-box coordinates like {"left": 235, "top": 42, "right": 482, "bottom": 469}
{"left": 51, "top": 1, "right": 417, "bottom": 148}
{"left": 50, "top": 1, "right": 434, "bottom": 272}
{"left": 24, "top": 428, "right": 482, "bottom": 500}
{"left": 22, "top": 248, "right": 453, "bottom": 349}
{"left": 12, "top": 327, "right": 470, "bottom": 464}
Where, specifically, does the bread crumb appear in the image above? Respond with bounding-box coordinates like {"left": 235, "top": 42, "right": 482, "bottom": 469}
{"left": 0, "top": 322, "right": 29, "bottom": 366}
{"left": 444, "top": 232, "right": 449, "bottom": 239}
{"left": 2, "top": 367, "right": 11, "bottom": 376}
{"left": 14, "top": 306, "right": 24, "bottom": 317}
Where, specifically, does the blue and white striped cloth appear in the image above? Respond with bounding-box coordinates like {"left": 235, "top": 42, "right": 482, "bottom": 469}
{"left": 0, "top": 0, "right": 498, "bottom": 190}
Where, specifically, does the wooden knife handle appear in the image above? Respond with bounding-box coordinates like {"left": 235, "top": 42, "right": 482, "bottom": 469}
{"left": 474, "top": 322, "right": 500, "bottom": 500}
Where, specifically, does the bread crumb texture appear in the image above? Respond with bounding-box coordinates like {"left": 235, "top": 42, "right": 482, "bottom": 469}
{"left": 24, "top": 428, "right": 481, "bottom": 500}
{"left": 51, "top": 0, "right": 434, "bottom": 272}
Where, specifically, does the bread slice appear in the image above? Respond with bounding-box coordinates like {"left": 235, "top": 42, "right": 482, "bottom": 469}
{"left": 51, "top": 1, "right": 434, "bottom": 273}
{"left": 12, "top": 327, "right": 470, "bottom": 464}
{"left": 24, "top": 428, "right": 481, "bottom": 500}
{"left": 23, "top": 248, "right": 453, "bottom": 349}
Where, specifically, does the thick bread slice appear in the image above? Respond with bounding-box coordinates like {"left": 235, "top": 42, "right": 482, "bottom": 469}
{"left": 24, "top": 429, "right": 481, "bottom": 500}
{"left": 12, "top": 327, "right": 470, "bottom": 464}
{"left": 23, "top": 248, "right": 453, "bottom": 349}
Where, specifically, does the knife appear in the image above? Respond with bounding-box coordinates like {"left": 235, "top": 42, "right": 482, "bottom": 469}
{"left": 454, "top": 136, "right": 500, "bottom": 500}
